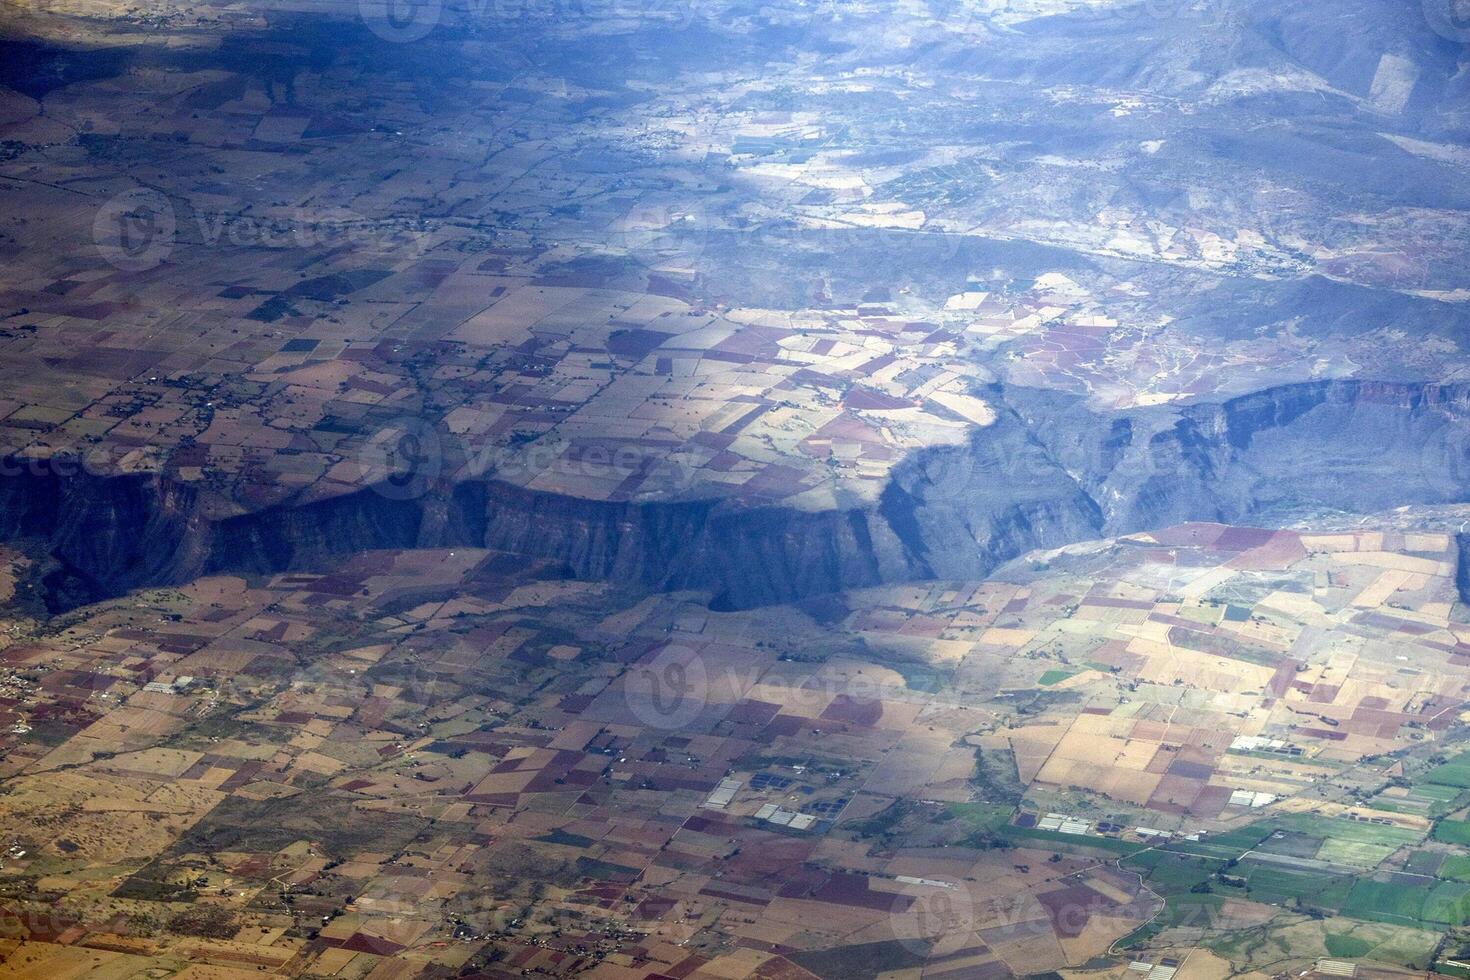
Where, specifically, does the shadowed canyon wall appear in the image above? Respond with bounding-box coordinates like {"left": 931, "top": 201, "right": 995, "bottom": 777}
{"left": 5, "top": 380, "right": 1470, "bottom": 612}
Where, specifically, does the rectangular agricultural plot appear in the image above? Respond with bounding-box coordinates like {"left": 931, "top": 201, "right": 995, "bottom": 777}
{"left": 1422, "top": 752, "right": 1470, "bottom": 789}
{"left": 1434, "top": 819, "right": 1470, "bottom": 845}
{"left": 1424, "top": 883, "right": 1470, "bottom": 926}
{"left": 1254, "top": 830, "right": 1326, "bottom": 859}
{"left": 1343, "top": 879, "right": 1470, "bottom": 928}
{"left": 1237, "top": 862, "right": 1355, "bottom": 909}
{"left": 1123, "top": 851, "right": 1222, "bottom": 895}
{"left": 1274, "top": 813, "right": 1423, "bottom": 854}
{"left": 1376, "top": 782, "right": 1466, "bottom": 817}
{"left": 1001, "top": 825, "right": 1146, "bottom": 856}
{"left": 1316, "top": 837, "right": 1405, "bottom": 868}
{"left": 1441, "top": 855, "right": 1470, "bottom": 882}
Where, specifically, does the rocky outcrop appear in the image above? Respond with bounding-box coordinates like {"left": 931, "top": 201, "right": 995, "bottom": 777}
{"left": 5, "top": 379, "right": 1470, "bottom": 613}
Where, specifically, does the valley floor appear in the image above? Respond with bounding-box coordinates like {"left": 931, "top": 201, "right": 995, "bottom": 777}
{"left": 3, "top": 513, "right": 1470, "bottom": 979}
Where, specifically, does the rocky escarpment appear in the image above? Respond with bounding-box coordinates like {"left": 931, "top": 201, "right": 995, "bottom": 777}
{"left": 0, "top": 462, "right": 200, "bottom": 607}
{"left": 894, "top": 380, "right": 1470, "bottom": 581}
{"left": 0, "top": 457, "right": 926, "bottom": 612}
{"left": 5, "top": 379, "right": 1470, "bottom": 613}
{"left": 196, "top": 480, "right": 921, "bottom": 610}
{"left": 1011, "top": 380, "right": 1470, "bottom": 529}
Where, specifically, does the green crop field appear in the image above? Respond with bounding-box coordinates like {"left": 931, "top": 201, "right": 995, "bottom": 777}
{"left": 1343, "top": 880, "right": 1431, "bottom": 925}
{"left": 1423, "top": 882, "right": 1470, "bottom": 926}
{"left": 1274, "top": 813, "right": 1421, "bottom": 849}
{"left": 946, "top": 802, "right": 1012, "bottom": 833}
{"left": 1342, "top": 879, "right": 1470, "bottom": 929}
{"left": 1179, "top": 839, "right": 1258, "bottom": 861}
{"left": 1255, "top": 830, "right": 1325, "bottom": 859}
{"left": 1037, "top": 668, "right": 1078, "bottom": 686}
{"left": 1442, "top": 855, "right": 1470, "bottom": 881}
{"left": 1423, "top": 752, "right": 1470, "bottom": 789}
{"left": 1239, "top": 862, "right": 1354, "bottom": 909}
{"left": 1324, "top": 933, "right": 1375, "bottom": 958}
{"left": 1205, "top": 823, "right": 1283, "bottom": 850}
{"left": 1124, "top": 850, "right": 1223, "bottom": 894}
{"left": 1317, "top": 837, "right": 1404, "bottom": 868}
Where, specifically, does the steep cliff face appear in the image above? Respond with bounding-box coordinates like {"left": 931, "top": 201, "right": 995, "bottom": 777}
{"left": 0, "top": 462, "right": 926, "bottom": 613}
{"left": 1458, "top": 533, "right": 1470, "bottom": 603}
{"left": 0, "top": 463, "right": 199, "bottom": 605}
{"left": 671, "top": 506, "right": 921, "bottom": 610}
{"left": 451, "top": 482, "right": 714, "bottom": 589}
{"left": 201, "top": 488, "right": 430, "bottom": 579}
{"left": 1003, "top": 380, "right": 1470, "bottom": 532}
{"left": 5, "top": 379, "right": 1470, "bottom": 613}
{"left": 1185, "top": 382, "right": 1454, "bottom": 519}
{"left": 879, "top": 404, "right": 1107, "bottom": 581}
